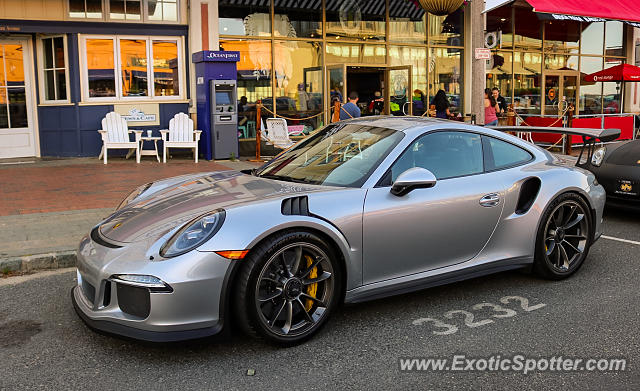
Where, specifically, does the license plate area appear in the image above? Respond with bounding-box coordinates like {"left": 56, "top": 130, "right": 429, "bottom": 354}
{"left": 615, "top": 179, "right": 638, "bottom": 196}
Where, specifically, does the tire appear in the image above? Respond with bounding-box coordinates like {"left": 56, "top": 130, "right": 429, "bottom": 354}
{"left": 233, "top": 230, "right": 342, "bottom": 345}
{"left": 533, "top": 193, "right": 593, "bottom": 280}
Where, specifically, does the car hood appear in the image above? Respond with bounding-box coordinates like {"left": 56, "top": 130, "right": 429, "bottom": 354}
{"left": 604, "top": 140, "right": 639, "bottom": 166}
{"left": 98, "top": 171, "right": 331, "bottom": 243}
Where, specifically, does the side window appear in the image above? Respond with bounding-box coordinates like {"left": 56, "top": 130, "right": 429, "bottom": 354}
{"left": 391, "top": 131, "right": 484, "bottom": 181}
{"left": 486, "top": 137, "right": 533, "bottom": 171}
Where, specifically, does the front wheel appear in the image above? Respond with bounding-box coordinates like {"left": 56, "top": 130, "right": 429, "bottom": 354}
{"left": 533, "top": 193, "right": 593, "bottom": 280}
{"left": 233, "top": 231, "right": 341, "bottom": 345}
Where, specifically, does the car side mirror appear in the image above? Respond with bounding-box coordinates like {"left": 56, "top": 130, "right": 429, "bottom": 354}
{"left": 390, "top": 167, "right": 437, "bottom": 196}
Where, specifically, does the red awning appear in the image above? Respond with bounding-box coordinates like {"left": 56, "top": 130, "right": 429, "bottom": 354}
{"left": 583, "top": 64, "right": 640, "bottom": 82}
{"left": 526, "top": 0, "right": 640, "bottom": 23}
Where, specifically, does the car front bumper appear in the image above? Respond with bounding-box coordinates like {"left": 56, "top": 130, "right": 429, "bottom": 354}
{"left": 72, "top": 234, "right": 236, "bottom": 342}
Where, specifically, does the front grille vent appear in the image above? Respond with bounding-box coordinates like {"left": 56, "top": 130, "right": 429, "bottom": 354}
{"left": 281, "top": 196, "right": 310, "bottom": 216}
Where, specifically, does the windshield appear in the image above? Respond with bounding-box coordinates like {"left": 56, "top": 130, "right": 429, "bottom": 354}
{"left": 255, "top": 123, "right": 404, "bottom": 187}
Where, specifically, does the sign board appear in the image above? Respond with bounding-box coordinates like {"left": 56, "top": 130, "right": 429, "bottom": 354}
{"left": 114, "top": 103, "right": 160, "bottom": 126}
{"left": 475, "top": 48, "right": 491, "bottom": 60}
{"left": 192, "top": 51, "right": 241, "bottom": 63}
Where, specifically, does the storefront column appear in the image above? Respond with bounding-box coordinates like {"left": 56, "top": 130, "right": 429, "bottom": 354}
{"left": 470, "top": 0, "right": 485, "bottom": 123}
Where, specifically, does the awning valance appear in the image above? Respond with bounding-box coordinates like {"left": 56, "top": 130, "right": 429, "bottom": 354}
{"left": 485, "top": 0, "right": 640, "bottom": 25}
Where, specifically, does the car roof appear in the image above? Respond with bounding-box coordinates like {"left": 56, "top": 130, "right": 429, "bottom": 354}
{"left": 341, "top": 115, "right": 455, "bottom": 132}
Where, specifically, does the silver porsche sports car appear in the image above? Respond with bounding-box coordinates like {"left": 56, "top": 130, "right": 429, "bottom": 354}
{"left": 72, "top": 117, "right": 608, "bottom": 345}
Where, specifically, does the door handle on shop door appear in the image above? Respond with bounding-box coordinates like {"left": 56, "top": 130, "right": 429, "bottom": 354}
{"left": 479, "top": 193, "right": 500, "bottom": 207}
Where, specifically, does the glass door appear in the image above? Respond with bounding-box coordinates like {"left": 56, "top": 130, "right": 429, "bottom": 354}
{"left": 0, "top": 39, "right": 36, "bottom": 158}
{"left": 544, "top": 74, "right": 560, "bottom": 116}
{"left": 387, "top": 66, "right": 412, "bottom": 116}
{"left": 562, "top": 74, "right": 578, "bottom": 113}
{"left": 326, "top": 64, "right": 346, "bottom": 122}
{"left": 543, "top": 72, "right": 579, "bottom": 116}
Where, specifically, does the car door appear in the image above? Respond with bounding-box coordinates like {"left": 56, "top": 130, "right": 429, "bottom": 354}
{"left": 362, "top": 130, "right": 507, "bottom": 284}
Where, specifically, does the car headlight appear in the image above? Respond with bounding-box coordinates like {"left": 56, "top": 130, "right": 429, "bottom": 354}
{"left": 160, "top": 210, "right": 225, "bottom": 258}
{"left": 591, "top": 147, "right": 606, "bottom": 167}
{"left": 117, "top": 182, "right": 152, "bottom": 210}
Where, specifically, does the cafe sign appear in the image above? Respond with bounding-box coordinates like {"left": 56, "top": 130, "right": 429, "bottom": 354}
{"left": 114, "top": 103, "right": 160, "bottom": 126}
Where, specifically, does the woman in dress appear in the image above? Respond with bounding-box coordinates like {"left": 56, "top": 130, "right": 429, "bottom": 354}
{"left": 484, "top": 88, "right": 499, "bottom": 126}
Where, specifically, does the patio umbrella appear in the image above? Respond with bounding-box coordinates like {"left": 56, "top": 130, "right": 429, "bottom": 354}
{"left": 583, "top": 63, "right": 640, "bottom": 112}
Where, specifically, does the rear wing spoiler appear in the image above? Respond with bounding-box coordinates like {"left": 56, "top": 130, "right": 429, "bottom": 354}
{"left": 489, "top": 126, "right": 621, "bottom": 143}
{"left": 488, "top": 126, "right": 621, "bottom": 167}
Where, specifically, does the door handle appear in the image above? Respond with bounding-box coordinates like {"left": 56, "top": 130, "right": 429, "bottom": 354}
{"left": 479, "top": 193, "right": 500, "bottom": 207}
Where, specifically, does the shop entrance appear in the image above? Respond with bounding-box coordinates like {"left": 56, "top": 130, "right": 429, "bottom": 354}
{"left": 326, "top": 64, "right": 412, "bottom": 120}
{"left": 0, "top": 38, "right": 36, "bottom": 159}
{"left": 543, "top": 71, "right": 579, "bottom": 116}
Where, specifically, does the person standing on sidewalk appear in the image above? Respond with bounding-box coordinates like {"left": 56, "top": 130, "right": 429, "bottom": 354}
{"left": 484, "top": 88, "right": 499, "bottom": 126}
{"left": 340, "top": 92, "right": 361, "bottom": 120}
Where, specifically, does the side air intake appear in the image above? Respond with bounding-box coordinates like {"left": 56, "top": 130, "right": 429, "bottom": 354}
{"left": 281, "top": 196, "right": 310, "bottom": 216}
{"left": 515, "top": 177, "right": 541, "bottom": 215}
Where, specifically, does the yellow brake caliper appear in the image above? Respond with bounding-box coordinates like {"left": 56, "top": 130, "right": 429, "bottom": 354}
{"left": 304, "top": 254, "right": 318, "bottom": 311}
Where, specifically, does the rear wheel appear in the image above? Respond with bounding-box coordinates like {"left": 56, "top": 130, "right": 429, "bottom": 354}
{"left": 234, "top": 231, "right": 341, "bottom": 345}
{"left": 533, "top": 193, "right": 593, "bottom": 279}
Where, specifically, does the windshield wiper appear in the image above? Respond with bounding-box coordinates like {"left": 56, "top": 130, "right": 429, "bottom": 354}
{"left": 259, "top": 174, "right": 320, "bottom": 185}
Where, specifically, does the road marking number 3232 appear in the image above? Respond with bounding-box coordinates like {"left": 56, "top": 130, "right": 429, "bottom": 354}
{"left": 412, "top": 296, "right": 546, "bottom": 336}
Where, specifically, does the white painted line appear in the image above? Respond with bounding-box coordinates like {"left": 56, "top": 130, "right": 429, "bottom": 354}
{"left": 0, "top": 160, "right": 36, "bottom": 165}
{"left": 601, "top": 235, "right": 640, "bottom": 246}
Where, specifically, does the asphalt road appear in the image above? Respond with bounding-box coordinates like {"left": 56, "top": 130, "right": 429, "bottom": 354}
{"left": 1, "top": 207, "right": 639, "bottom": 390}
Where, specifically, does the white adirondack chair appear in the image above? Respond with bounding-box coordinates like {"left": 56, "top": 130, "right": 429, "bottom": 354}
{"left": 265, "top": 118, "right": 294, "bottom": 149}
{"left": 98, "top": 112, "right": 142, "bottom": 164}
{"left": 159, "top": 113, "right": 202, "bottom": 163}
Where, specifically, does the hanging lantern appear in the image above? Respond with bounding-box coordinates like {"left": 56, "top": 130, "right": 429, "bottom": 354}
{"left": 417, "top": 0, "right": 465, "bottom": 16}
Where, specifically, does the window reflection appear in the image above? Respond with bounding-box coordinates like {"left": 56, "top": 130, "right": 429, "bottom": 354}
{"left": 274, "top": 41, "right": 323, "bottom": 134}
{"left": 389, "top": 46, "right": 427, "bottom": 114}
{"left": 513, "top": 6, "right": 541, "bottom": 50}
{"left": 543, "top": 20, "right": 579, "bottom": 54}
{"left": 428, "top": 9, "right": 463, "bottom": 47}
{"left": 110, "top": 0, "right": 142, "bottom": 20}
{"left": 152, "top": 40, "right": 179, "bottom": 96}
{"left": 219, "top": 0, "right": 271, "bottom": 36}
{"left": 428, "top": 47, "right": 462, "bottom": 115}
{"left": 486, "top": 7, "right": 512, "bottom": 49}
{"left": 513, "top": 52, "right": 541, "bottom": 115}
{"left": 220, "top": 40, "right": 272, "bottom": 139}
{"left": 544, "top": 54, "right": 578, "bottom": 71}
{"left": 274, "top": 0, "right": 322, "bottom": 38}
{"left": 325, "top": 43, "right": 386, "bottom": 64}
{"left": 581, "top": 22, "right": 604, "bottom": 56}
{"left": 603, "top": 58, "right": 624, "bottom": 114}
{"left": 486, "top": 51, "right": 513, "bottom": 109}
{"left": 86, "top": 39, "right": 116, "bottom": 98}
{"left": 120, "top": 39, "right": 148, "bottom": 97}
{"left": 605, "top": 21, "right": 624, "bottom": 57}
{"left": 325, "top": 0, "right": 385, "bottom": 41}
{"left": 0, "top": 44, "right": 28, "bottom": 129}
{"left": 148, "top": 0, "right": 178, "bottom": 22}
{"left": 389, "top": 0, "right": 426, "bottom": 44}
{"left": 580, "top": 56, "right": 603, "bottom": 114}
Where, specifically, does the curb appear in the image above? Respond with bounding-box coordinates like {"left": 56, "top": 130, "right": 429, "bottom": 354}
{"left": 0, "top": 250, "right": 76, "bottom": 274}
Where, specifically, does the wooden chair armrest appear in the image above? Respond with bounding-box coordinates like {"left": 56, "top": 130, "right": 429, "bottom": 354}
{"left": 159, "top": 129, "right": 169, "bottom": 141}
{"left": 98, "top": 130, "right": 108, "bottom": 142}
{"left": 130, "top": 130, "right": 143, "bottom": 141}
{"left": 194, "top": 130, "right": 202, "bottom": 142}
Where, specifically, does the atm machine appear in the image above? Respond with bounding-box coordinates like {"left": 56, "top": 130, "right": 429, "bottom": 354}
{"left": 192, "top": 50, "right": 240, "bottom": 160}
{"left": 211, "top": 80, "right": 238, "bottom": 159}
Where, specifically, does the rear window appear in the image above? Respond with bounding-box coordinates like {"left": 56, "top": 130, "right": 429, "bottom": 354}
{"left": 486, "top": 137, "right": 533, "bottom": 171}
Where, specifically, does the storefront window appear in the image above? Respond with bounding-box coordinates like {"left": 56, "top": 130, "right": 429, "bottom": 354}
{"left": 220, "top": 40, "right": 272, "bottom": 139}
{"left": 428, "top": 10, "right": 463, "bottom": 47}
{"left": 389, "top": 1, "right": 426, "bottom": 44}
{"left": 325, "top": 0, "right": 385, "bottom": 41}
{"left": 543, "top": 20, "right": 579, "bottom": 54}
{"left": 86, "top": 38, "right": 116, "bottom": 98}
{"left": 152, "top": 40, "right": 179, "bottom": 96}
{"left": 486, "top": 7, "right": 512, "bottom": 49}
{"left": 603, "top": 58, "right": 624, "bottom": 113}
{"left": 110, "top": 0, "right": 142, "bottom": 20}
{"left": 274, "top": 41, "right": 323, "bottom": 133}
{"left": 120, "top": 39, "right": 148, "bottom": 97}
{"left": 428, "top": 47, "right": 462, "bottom": 115}
{"left": 219, "top": 0, "right": 271, "bottom": 36}
{"left": 513, "top": 52, "right": 541, "bottom": 115}
{"left": 581, "top": 22, "right": 604, "bottom": 56}
{"left": 486, "top": 51, "right": 513, "bottom": 108}
{"left": 0, "top": 44, "right": 28, "bottom": 128}
{"left": 579, "top": 56, "right": 603, "bottom": 114}
{"left": 513, "top": 6, "right": 541, "bottom": 51}
{"left": 274, "top": 0, "right": 322, "bottom": 38}
{"left": 325, "top": 43, "right": 386, "bottom": 64}
{"left": 605, "top": 21, "right": 624, "bottom": 57}
{"left": 544, "top": 54, "right": 578, "bottom": 71}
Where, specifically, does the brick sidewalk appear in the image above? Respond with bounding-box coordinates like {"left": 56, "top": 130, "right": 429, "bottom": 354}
{"left": 0, "top": 157, "right": 260, "bottom": 267}
{"left": 0, "top": 158, "right": 253, "bottom": 216}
